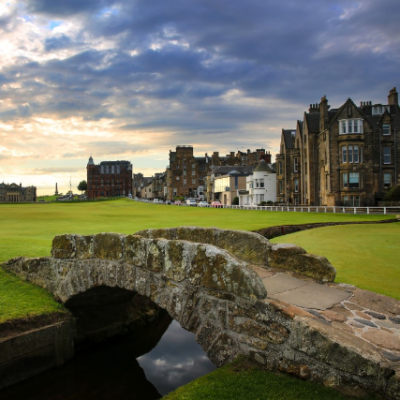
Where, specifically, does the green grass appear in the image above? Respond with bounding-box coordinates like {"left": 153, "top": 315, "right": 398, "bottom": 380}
{"left": 163, "top": 357, "right": 377, "bottom": 400}
{"left": 0, "top": 200, "right": 393, "bottom": 399}
{"left": 37, "top": 195, "right": 59, "bottom": 202}
{"left": 0, "top": 199, "right": 392, "bottom": 263}
{"left": 0, "top": 268, "right": 66, "bottom": 323}
{"left": 0, "top": 198, "right": 397, "bottom": 320}
{"left": 271, "top": 223, "right": 400, "bottom": 300}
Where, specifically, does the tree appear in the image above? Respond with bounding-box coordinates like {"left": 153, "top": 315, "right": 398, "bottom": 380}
{"left": 77, "top": 180, "right": 87, "bottom": 193}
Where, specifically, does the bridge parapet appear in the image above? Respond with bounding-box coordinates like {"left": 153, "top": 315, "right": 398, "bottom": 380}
{"left": 135, "top": 227, "right": 336, "bottom": 282}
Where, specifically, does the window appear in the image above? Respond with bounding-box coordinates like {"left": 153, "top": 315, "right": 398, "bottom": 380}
{"left": 383, "top": 124, "right": 390, "bottom": 135}
{"left": 339, "top": 119, "right": 363, "bottom": 134}
{"left": 260, "top": 179, "right": 264, "bottom": 188}
{"left": 294, "top": 157, "right": 298, "bottom": 172}
{"left": 384, "top": 147, "right": 391, "bottom": 164}
{"left": 183, "top": 170, "right": 186, "bottom": 176}
{"left": 255, "top": 179, "right": 260, "bottom": 188}
{"left": 349, "top": 172, "right": 360, "bottom": 188}
{"left": 279, "top": 181, "right": 283, "bottom": 194}
{"left": 343, "top": 173, "right": 348, "bottom": 188}
{"left": 384, "top": 173, "right": 392, "bottom": 188}
{"left": 192, "top": 171, "right": 195, "bottom": 176}
{"left": 192, "top": 163, "right": 196, "bottom": 168}
{"left": 342, "top": 145, "right": 362, "bottom": 163}
{"left": 278, "top": 162, "right": 283, "bottom": 175}
{"left": 192, "top": 179, "right": 196, "bottom": 184}
{"left": 294, "top": 179, "right": 299, "bottom": 192}
{"left": 353, "top": 146, "right": 359, "bottom": 163}
{"left": 342, "top": 146, "right": 347, "bottom": 163}
{"left": 260, "top": 194, "right": 264, "bottom": 202}
{"left": 183, "top": 179, "right": 187, "bottom": 184}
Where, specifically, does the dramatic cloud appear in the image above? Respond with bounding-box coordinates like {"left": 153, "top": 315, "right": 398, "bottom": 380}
{"left": 1, "top": 0, "right": 399, "bottom": 193}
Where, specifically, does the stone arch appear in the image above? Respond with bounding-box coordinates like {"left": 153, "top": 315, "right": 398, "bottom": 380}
{"left": 3, "top": 233, "right": 267, "bottom": 367}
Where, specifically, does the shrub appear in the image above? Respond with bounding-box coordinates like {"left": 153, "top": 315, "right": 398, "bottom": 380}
{"left": 232, "top": 196, "right": 239, "bottom": 205}
{"left": 383, "top": 186, "right": 400, "bottom": 201}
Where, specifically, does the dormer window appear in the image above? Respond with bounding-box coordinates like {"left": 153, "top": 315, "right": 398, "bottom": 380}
{"left": 339, "top": 119, "right": 363, "bottom": 134}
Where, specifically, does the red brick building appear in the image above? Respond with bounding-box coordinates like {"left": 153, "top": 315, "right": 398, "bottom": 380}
{"left": 86, "top": 157, "right": 133, "bottom": 199}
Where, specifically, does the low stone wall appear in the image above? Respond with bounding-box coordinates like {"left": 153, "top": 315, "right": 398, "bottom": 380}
{"left": 0, "top": 316, "right": 74, "bottom": 390}
{"left": 1, "top": 231, "right": 399, "bottom": 399}
{"left": 254, "top": 219, "right": 399, "bottom": 240}
{"left": 136, "top": 227, "right": 336, "bottom": 282}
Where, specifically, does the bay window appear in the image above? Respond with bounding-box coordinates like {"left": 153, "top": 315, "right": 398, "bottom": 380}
{"left": 339, "top": 119, "right": 363, "bottom": 135}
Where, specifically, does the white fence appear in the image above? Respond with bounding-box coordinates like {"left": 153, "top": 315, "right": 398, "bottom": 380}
{"left": 135, "top": 199, "right": 400, "bottom": 215}
{"left": 226, "top": 205, "right": 400, "bottom": 215}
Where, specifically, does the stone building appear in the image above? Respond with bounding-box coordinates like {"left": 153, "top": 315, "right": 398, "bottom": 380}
{"left": 0, "top": 182, "right": 37, "bottom": 203}
{"left": 277, "top": 87, "right": 400, "bottom": 206}
{"left": 166, "top": 145, "right": 272, "bottom": 201}
{"left": 86, "top": 157, "right": 133, "bottom": 199}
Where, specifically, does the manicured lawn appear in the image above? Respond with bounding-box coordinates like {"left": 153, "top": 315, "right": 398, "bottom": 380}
{"left": 0, "top": 199, "right": 392, "bottom": 263}
{"left": 163, "top": 357, "right": 377, "bottom": 400}
{"left": 271, "top": 223, "right": 400, "bottom": 300}
{"left": 0, "top": 198, "right": 397, "bottom": 319}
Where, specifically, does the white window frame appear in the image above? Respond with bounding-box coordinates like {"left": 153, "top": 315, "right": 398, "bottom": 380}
{"left": 294, "top": 157, "right": 298, "bottom": 172}
{"left": 339, "top": 119, "right": 363, "bottom": 135}
{"left": 294, "top": 178, "right": 299, "bottom": 192}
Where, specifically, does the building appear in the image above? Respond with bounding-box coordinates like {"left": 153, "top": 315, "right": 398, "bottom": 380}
{"left": 239, "top": 160, "right": 276, "bottom": 206}
{"left": 206, "top": 165, "right": 253, "bottom": 204}
{"left": 0, "top": 182, "right": 37, "bottom": 203}
{"left": 86, "top": 157, "right": 133, "bottom": 199}
{"left": 166, "top": 145, "right": 272, "bottom": 201}
{"left": 276, "top": 87, "right": 400, "bottom": 206}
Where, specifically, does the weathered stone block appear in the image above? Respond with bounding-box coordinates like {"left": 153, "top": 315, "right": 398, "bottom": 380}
{"left": 93, "top": 233, "right": 123, "bottom": 260}
{"left": 268, "top": 243, "right": 336, "bottom": 282}
{"left": 52, "top": 235, "right": 76, "bottom": 259}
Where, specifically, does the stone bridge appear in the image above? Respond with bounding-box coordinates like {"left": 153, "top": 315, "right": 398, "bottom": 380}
{"left": 2, "top": 227, "right": 399, "bottom": 399}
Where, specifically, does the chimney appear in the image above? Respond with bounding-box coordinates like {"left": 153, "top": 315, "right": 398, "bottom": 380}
{"left": 247, "top": 149, "right": 250, "bottom": 154}
{"left": 309, "top": 103, "right": 319, "bottom": 113}
{"left": 213, "top": 152, "right": 219, "bottom": 157}
{"left": 388, "top": 87, "right": 398, "bottom": 105}
{"left": 230, "top": 152, "right": 234, "bottom": 157}
{"left": 319, "top": 95, "right": 329, "bottom": 131}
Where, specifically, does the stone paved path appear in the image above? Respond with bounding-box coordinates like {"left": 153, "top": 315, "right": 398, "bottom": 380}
{"left": 251, "top": 265, "right": 400, "bottom": 364}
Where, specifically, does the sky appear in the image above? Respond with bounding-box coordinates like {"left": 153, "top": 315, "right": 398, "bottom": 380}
{"left": 1, "top": 0, "right": 399, "bottom": 195}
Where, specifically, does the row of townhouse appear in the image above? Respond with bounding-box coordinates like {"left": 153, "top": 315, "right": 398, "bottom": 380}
{"left": 276, "top": 87, "right": 400, "bottom": 206}
{"left": 133, "top": 145, "right": 275, "bottom": 204}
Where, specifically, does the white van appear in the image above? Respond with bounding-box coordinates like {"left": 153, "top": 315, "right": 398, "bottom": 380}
{"left": 186, "top": 199, "right": 197, "bottom": 206}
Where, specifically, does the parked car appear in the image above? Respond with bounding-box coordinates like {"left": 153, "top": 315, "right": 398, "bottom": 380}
{"left": 197, "top": 201, "right": 209, "bottom": 207}
{"left": 174, "top": 200, "right": 182, "bottom": 205}
{"left": 153, "top": 199, "right": 159, "bottom": 203}
{"left": 211, "top": 201, "right": 223, "bottom": 208}
{"left": 186, "top": 199, "right": 197, "bottom": 207}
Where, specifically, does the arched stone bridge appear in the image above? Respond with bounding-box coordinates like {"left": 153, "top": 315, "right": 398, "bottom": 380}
{"left": 2, "top": 227, "right": 399, "bottom": 399}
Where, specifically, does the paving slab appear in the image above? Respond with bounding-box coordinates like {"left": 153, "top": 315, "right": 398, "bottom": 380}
{"left": 268, "top": 281, "right": 352, "bottom": 310}
{"left": 262, "top": 273, "right": 307, "bottom": 295}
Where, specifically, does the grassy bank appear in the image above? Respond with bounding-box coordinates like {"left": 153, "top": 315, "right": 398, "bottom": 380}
{"left": 163, "top": 357, "right": 377, "bottom": 400}
{"left": 270, "top": 223, "right": 400, "bottom": 300}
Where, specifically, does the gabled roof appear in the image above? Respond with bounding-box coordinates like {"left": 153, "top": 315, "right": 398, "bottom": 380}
{"left": 282, "top": 129, "right": 295, "bottom": 149}
{"left": 304, "top": 113, "right": 320, "bottom": 133}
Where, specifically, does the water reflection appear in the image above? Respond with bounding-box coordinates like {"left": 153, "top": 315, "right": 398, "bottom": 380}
{"left": 0, "top": 314, "right": 216, "bottom": 399}
{"left": 138, "top": 320, "right": 216, "bottom": 396}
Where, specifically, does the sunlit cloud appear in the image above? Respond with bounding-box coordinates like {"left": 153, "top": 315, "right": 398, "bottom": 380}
{"left": 1, "top": 0, "right": 399, "bottom": 195}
